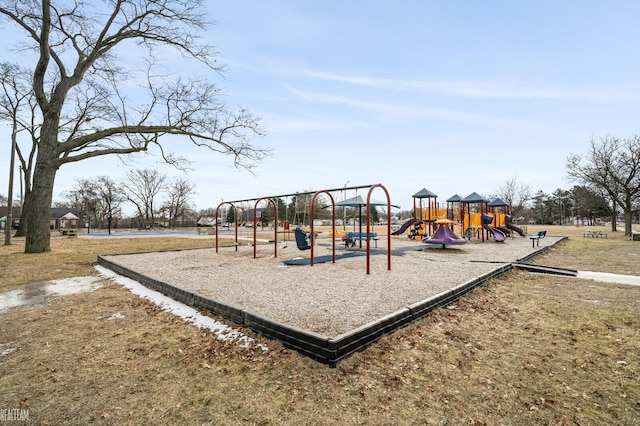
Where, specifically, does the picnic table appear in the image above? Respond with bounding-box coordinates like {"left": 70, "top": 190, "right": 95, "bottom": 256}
{"left": 583, "top": 230, "right": 607, "bottom": 238}
{"left": 344, "top": 231, "right": 379, "bottom": 248}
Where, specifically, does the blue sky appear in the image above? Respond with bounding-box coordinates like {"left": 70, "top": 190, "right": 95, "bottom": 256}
{"left": 2, "top": 1, "right": 640, "bottom": 214}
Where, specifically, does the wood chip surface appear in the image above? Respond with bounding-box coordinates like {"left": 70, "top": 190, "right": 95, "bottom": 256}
{"left": 102, "top": 235, "right": 560, "bottom": 336}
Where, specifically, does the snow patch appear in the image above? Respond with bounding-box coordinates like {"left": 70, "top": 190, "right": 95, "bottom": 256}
{"left": 107, "top": 312, "right": 125, "bottom": 320}
{"left": 0, "top": 276, "right": 102, "bottom": 313}
{"left": 0, "top": 342, "right": 16, "bottom": 357}
{"left": 95, "top": 265, "right": 267, "bottom": 352}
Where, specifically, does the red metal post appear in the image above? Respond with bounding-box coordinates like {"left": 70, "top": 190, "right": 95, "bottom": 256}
{"left": 253, "top": 197, "right": 278, "bottom": 258}
{"left": 215, "top": 202, "right": 238, "bottom": 252}
{"left": 366, "top": 184, "right": 392, "bottom": 275}
{"left": 310, "top": 190, "right": 336, "bottom": 266}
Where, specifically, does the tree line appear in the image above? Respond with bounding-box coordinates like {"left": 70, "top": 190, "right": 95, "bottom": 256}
{"left": 58, "top": 170, "right": 196, "bottom": 233}
{"left": 566, "top": 135, "right": 640, "bottom": 236}
{"left": 487, "top": 135, "right": 640, "bottom": 233}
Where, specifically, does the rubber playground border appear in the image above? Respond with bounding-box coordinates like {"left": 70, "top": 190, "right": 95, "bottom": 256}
{"left": 97, "top": 238, "right": 565, "bottom": 367}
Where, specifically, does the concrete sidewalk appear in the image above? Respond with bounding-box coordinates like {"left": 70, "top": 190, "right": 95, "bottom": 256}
{"left": 576, "top": 271, "right": 640, "bottom": 287}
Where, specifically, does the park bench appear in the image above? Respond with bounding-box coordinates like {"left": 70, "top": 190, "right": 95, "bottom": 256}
{"left": 528, "top": 230, "right": 546, "bottom": 247}
{"left": 583, "top": 230, "right": 607, "bottom": 238}
{"left": 66, "top": 229, "right": 78, "bottom": 238}
{"left": 346, "top": 231, "right": 379, "bottom": 248}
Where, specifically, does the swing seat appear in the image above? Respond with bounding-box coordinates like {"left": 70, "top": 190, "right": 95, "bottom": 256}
{"left": 294, "top": 227, "right": 311, "bottom": 250}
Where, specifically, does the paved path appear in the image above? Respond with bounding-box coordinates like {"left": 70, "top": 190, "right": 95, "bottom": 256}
{"left": 577, "top": 271, "right": 640, "bottom": 286}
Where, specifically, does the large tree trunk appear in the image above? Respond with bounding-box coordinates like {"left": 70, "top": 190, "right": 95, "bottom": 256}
{"left": 610, "top": 201, "right": 617, "bottom": 233}
{"left": 624, "top": 210, "right": 633, "bottom": 236}
{"left": 24, "top": 145, "right": 58, "bottom": 253}
{"left": 623, "top": 194, "right": 633, "bottom": 236}
{"left": 14, "top": 195, "right": 30, "bottom": 237}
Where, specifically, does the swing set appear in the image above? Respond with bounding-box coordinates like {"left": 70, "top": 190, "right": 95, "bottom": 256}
{"left": 213, "top": 183, "right": 393, "bottom": 274}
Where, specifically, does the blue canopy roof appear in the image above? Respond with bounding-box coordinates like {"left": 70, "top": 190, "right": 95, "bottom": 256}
{"left": 461, "top": 192, "right": 488, "bottom": 203}
{"left": 488, "top": 197, "right": 509, "bottom": 207}
{"left": 412, "top": 188, "right": 438, "bottom": 198}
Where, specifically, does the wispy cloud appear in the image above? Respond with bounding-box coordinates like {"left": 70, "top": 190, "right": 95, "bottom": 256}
{"left": 259, "top": 110, "right": 373, "bottom": 134}
{"left": 285, "top": 86, "right": 513, "bottom": 126}
{"left": 300, "top": 70, "right": 639, "bottom": 102}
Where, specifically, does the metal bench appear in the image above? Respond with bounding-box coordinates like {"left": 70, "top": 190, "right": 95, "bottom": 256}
{"left": 528, "top": 230, "right": 546, "bottom": 247}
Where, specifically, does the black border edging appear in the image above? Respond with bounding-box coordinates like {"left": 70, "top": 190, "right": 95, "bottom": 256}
{"left": 243, "top": 310, "right": 334, "bottom": 363}
{"left": 513, "top": 263, "right": 578, "bottom": 276}
{"left": 97, "top": 239, "right": 558, "bottom": 366}
{"left": 515, "top": 236, "right": 567, "bottom": 263}
{"left": 328, "top": 308, "right": 414, "bottom": 363}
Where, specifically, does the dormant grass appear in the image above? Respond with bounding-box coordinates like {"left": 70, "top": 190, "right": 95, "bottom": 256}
{"left": 0, "top": 225, "right": 638, "bottom": 425}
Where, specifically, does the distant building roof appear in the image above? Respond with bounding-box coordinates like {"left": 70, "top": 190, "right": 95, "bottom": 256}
{"left": 0, "top": 206, "right": 21, "bottom": 218}
{"left": 50, "top": 207, "right": 81, "bottom": 219}
{"left": 59, "top": 211, "right": 80, "bottom": 220}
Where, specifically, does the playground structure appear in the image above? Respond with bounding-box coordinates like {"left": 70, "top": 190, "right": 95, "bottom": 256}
{"left": 458, "top": 192, "right": 528, "bottom": 242}
{"left": 213, "top": 184, "right": 392, "bottom": 274}
{"left": 213, "top": 186, "right": 527, "bottom": 266}
{"left": 400, "top": 189, "right": 464, "bottom": 241}
{"left": 393, "top": 189, "right": 528, "bottom": 244}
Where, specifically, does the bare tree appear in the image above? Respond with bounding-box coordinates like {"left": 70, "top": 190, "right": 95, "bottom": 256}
{"left": 0, "top": 62, "right": 40, "bottom": 242}
{"left": 498, "top": 176, "right": 532, "bottom": 219}
{"left": 163, "top": 177, "right": 195, "bottom": 229}
{"left": 65, "top": 178, "right": 100, "bottom": 231}
{"left": 122, "top": 169, "right": 166, "bottom": 229}
{"left": 94, "top": 176, "right": 126, "bottom": 234}
{"left": 0, "top": 0, "right": 268, "bottom": 253}
{"left": 570, "top": 185, "right": 610, "bottom": 226}
{"left": 567, "top": 135, "right": 640, "bottom": 235}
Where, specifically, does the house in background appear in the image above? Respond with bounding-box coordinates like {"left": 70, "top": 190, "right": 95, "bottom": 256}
{"left": 0, "top": 206, "right": 81, "bottom": 230}
{"left": 50, "top": 208, "right": 81, "bottom": 229}
{"left": 0, "top": 206, "right": 21, "bottom": 229}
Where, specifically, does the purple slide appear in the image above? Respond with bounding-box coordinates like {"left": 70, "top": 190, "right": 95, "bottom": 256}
{"left": 392, "top": 218, "right": 417, "bottom": 235}
{"left": 507, "top": 222, "right": 526, "bottom": 237}
{"left": 422, "top": 225, "right": 466, "bottom": 248}
{"left": 484, "top": 225, "right": 506, "bottom": 242}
